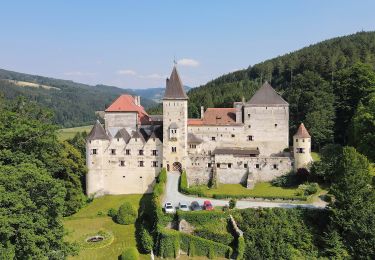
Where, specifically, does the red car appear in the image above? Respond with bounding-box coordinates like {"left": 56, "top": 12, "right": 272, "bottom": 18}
{"left": 203, "top": 200, "right": 214, "bottom": 211}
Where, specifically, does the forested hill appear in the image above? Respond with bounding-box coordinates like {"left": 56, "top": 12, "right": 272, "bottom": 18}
{"left": 188, "top": 31, "right": 375, "bottom": 158}
{"left": 0, "top": 69, "right": 157, "bottom": 127}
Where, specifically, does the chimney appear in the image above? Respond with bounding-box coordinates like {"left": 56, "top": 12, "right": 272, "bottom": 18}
{"left": 201, "top": 106, "right": 204, "bottom": 119}
{"left": 134, "top": 96, "right": 141, "bottom": 106}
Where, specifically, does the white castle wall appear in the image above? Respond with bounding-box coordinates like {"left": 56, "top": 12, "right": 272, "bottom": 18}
{"left": 293, "top": 136, "right": 313, "bottom": 171}
{"left": 86, "top": 135, "right": 162, "bottom": 196}
{"left": 105, "top": 112, "right": 138, "bottom": 133}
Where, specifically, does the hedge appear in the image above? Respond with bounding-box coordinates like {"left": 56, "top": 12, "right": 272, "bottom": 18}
{"left": 177, "top": 210, "right": 228, "bottom": 225}
{"left": 180, "top": 232, "right": 233, "bottom": 258}
{"left": 212, "top": 193, "right": 307, "bottom": 201}
{"left": 237, "top": 236, "right": 245, "bottom": 260}
{"left": 156, "top": 229, "right": 180, "bottom": 258}
{"left": 193, "top": 228, "right": 234, "bottom": 245}
{"left": 120, "top": 247, "right": 139, "bottom": 260}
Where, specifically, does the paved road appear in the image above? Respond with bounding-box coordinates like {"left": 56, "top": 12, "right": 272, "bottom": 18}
{"left": 163, "top": 171, "right": 327, "bottom": 210}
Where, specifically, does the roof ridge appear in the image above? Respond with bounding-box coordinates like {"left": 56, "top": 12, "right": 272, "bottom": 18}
{"left": 247, "top": 82, "right": 288, "bottom": 106}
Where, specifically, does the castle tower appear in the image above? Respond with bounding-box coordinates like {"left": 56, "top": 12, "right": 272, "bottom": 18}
{"left": 293, "top": 123, "right": 313, "bottom": 171}
{"left": 86, "top": 120, "right": 111, "bottom": 196}
{"left": 162, "top": 66, "right": 188, "bottom": 172}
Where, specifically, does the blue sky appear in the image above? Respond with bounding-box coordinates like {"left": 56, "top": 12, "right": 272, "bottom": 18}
{"left": 0, "top": 1, "right": 374, "bottom": 89}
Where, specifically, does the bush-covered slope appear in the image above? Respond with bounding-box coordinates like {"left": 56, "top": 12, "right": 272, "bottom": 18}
{"left": 188, "top": 31, "right": 375, "bottom": 152}
{"left": 0, "top": 69, "right": 157, "bottom": 127}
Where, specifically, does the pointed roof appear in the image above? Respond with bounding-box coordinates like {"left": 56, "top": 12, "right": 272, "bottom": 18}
{"left": 187, "top": 133, "right": 203, "bottom": 144}
{"left": 294, "top": 123, "right": 311, "bottom": 138}
{"left": 130, "top": 129, "right": 146, "bottom": 143}
{"left": 163, "top": 66, "right": 188, "bottom": 100}
{"left": 114, "top": 128, "right": 131, "bottom": 143}
{"left": 87, "top": 120, "right": 110, "bottom": 141}
{"left": 247, "top": 82, "right": 288, "bottom": 106}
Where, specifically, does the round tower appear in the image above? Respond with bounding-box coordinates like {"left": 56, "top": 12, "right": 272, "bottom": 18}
{"left": 293, "top": 123, "right": 312, "bottom": 171}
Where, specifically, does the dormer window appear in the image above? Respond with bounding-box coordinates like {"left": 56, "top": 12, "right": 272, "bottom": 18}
{"left": 110, "top": 149, "right": 116, "bottom": 155}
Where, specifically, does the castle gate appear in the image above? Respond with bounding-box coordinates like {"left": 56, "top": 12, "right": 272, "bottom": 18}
{"left": 172, "top": 162, "right": 182, "bottom": 173}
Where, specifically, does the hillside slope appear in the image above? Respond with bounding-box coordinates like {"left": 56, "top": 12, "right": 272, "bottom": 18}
{"left": 0, "top": 69, "right": 157, "bottom": 127}
{"left": 188, "top": 31, "right": 375, "bottom": 151}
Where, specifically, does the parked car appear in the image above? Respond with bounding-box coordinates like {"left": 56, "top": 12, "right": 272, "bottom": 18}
{"left": 178, "top": 202, "right": 189, "bottom": 211}
{"left": 203, "top": 200, "right": 214, "bottom": 211}
{"left": 190, "top": 201, "right": 202, "bottom": 211}
{"left": 164, "top": 202, "right": 175, "bottom": 214}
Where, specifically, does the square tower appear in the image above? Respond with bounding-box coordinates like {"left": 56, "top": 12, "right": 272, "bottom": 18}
{"left": 162, "top": 66, "right": 188, "bottom": 172}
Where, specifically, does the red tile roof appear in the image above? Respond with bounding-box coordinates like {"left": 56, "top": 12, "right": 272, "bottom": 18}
{"left": 105, "top": 95, "right": 150, "bottom": 124}
{"left": 294, "top": 123, "right": 311, "bottom": 138}
{"left": 188, "top": 108, "right": 241, "bottom": 126}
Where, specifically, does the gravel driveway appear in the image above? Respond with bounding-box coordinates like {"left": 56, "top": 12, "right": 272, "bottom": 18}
{"left": 163, "top": 171, "right": 327, "bottom": 210}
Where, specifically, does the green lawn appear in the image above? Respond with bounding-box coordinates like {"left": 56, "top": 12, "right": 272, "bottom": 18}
{"left": 201, "top": 182, "right": 301, "bottom": 199}
{"left": 58, "top": 125, "right": 92, "bottom": 141}
{"left": 311, "top": 152, "right": 320, "bottom": 161}
{"left": 64, "top": 194, "right": 151, "bottom": 260}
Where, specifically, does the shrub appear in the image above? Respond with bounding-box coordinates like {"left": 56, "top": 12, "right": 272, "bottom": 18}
{"left": 298, "top": 183, "right": 319, "bottom": 196}
{"left": 120, "top": 247, "right": 139, "bottom": 260}
{"left": 107, "top": 208, "right": 117, "bottom": 217}
{"left": 177, "top": 210, "right": 228, "bottom": 225}
{"left": 180, "top": 170, "right": 188, "bottom": 192}
{"left": 139, "top": 227, "right": 154, "bottom": 253}
{"left": 157, "top": 229, "right": 180, "bottom": 258}
{"left": 116, "top": 202, "right": 137, "bottom": 225}
{"left": 229, "top": 199, "right": 237, "bottom": 209}
{"left": 158, "top": 168, "right": 167, "bottom": 183}
{"left": 222, "top": 205, "right": 229, "bottom": 212}
{"left": 97, "top": 211, "right": 104, "bottom": 216}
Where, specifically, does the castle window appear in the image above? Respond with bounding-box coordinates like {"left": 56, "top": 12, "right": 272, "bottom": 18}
{"left": 139, "top": 150, "right": 144, "bottom": 155}
{"left": 248, "top": 114, "right": 250, "bottom": 118}
{"left": 92, "top": 149, "right": 97, "bottom": 155}
{"left": 110, "top": 149, "right": 116, "bottom": 155}
{"left": 296, "top": 148, "right": 305, "bottom": 153}
{"left": 244, "top": 163, "right": 248, "bottom": 168}
{"left": 217, "top": 163, "right": 221, "bottom": 168}
{"left": 302, "top": 139, "right": 305, "bottom": 142}
{"left": 273, "top": 164, "right": 278, "bottom": 170}
{"left": 275, "top": 124, "right": 278, "bottom": 127}
{"left": 126, "top": 149, "right": 131, "bottom": 155}
{"left": 228, "top": 163, "right": 232, "bottom": 168}
{"left": 231, "top": 134, "right": 235, "bottom": 138}
{"left": 248, "top": 125, "right": 251, "bottom": 128}
{"left": 296, "top": 138, "right": 298, "bottom": 142}
{"left": 152, "top": 161, "right": 158, "bottom": 167}
{"left": 152, "top": 150, "right": 158, "bottom": 156}
{"left": 172, "top": 147, "right": 177, "bottom": 153}
{"left": 117, "top": 138, "right": 120, "bottom": 142}
{"left": 211, "top": 137, "right": 216, "bottom": 141}
{"left": 248, "top": 135, "right": 253, "bottom": 141}
{"left": 190, "top": 144, "right": 196, "bottom": 149}
{"left": 138, "top": 161, "right": 144, "bottom": 167}
{"left": 256, "top": 164, "right": 260, "bottom": 169}
{"left": 208, "top": 163, "right": 212, "bottom": 168}
{"left": 120, "top": 160, "right": 125, "bottom": 167}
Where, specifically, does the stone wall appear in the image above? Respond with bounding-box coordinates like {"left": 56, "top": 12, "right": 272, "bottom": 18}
{"left": 105, "top": 112, "right": 138, "bottom": 135}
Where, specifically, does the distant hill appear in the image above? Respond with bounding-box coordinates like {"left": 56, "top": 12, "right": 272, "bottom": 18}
{"left": 0, "top": 69, "right": 157, "bottom": 127}
{"left": 131, "top": 86, "right": 191, "bottom": 103}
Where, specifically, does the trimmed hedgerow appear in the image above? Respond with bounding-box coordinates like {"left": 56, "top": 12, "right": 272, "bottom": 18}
{"left": 177, "top": 210, "right": 228, "bottom": 225}
{"left": 237, "top": 236, "right": 245, "bottom": 260}
{"left": 180, "top": 232, "right": 233, "bottom": 258}
{"left": 120, "top": 247, "right": 139, "bottom": 260}
{"left": 212, "top": 193, "right": 307, "bottom": 201}
{"left": 156, "top": 229, "right": 180, "bottom": 258}
{"left": 193, "top": 229, "right": 234, "bottom": 245}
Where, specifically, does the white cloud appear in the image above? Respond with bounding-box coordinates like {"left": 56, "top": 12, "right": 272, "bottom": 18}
{"left": 117, "top": 69, "right": 137, "bottom": 75}
{"left": 142, "top": 73, "right": 167, "bottom": 79}
{"left": 64, "top": 71, "right": 95, "bottom": 76}
{"left": 178, "top": 58, "right": 199, "bottom": 67}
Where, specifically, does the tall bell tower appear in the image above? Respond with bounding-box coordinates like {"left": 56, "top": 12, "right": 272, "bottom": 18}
{"left": 162, "top": 66, "right": 188, "bottom": 172}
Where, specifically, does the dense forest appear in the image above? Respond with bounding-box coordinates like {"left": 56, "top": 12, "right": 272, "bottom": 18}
{"left": 0, "top": 69, "right": 157, "bottom": 127}
{"left": 184, "top": 31, "right": 375, "bottom": 159}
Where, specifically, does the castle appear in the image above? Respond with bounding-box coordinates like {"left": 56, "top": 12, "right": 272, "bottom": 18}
{"left": 86, "top": 66, "right": 312, "bottom": 196}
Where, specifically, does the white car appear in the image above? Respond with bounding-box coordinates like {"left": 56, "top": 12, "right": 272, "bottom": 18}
{"left": 164, "top": 202, "right": 175, "bottom": 214}
{"left": 178, "top": 202, "right": 189, "bottom": 211}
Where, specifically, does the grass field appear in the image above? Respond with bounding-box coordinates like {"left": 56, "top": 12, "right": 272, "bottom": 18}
{"left": 194, "top": 182, "right": 302, "bottom": 199}
{"left": 58, "top": 125, "right": 92, "bottom": 140}
{"left": 64, "top": 194, "right": 151, "bottom": 260}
